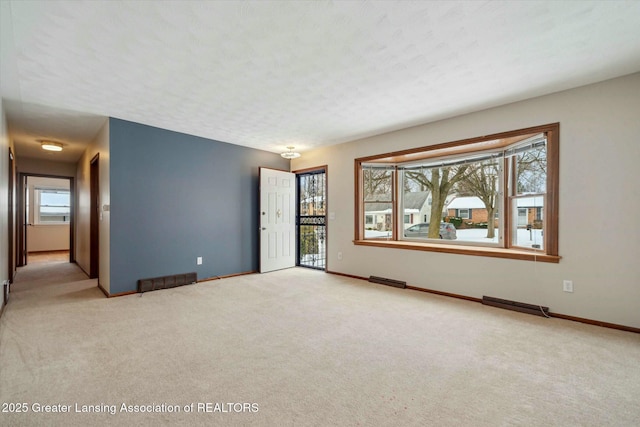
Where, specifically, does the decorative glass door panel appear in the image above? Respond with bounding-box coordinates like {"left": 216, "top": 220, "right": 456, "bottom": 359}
{"left": 296, "top": 170, "right": 326, "bottom": 270}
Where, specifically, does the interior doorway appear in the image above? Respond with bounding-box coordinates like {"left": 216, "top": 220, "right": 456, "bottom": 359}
{"left": 17, "top": 173, "right": 74, "bottom": 267}
{"left": 295, "top": 167, "right": 327, "bottom": 270}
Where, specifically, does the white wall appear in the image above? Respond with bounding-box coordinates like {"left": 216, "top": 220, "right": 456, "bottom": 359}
{"left": 292, "top": 73, "right": 640, "bottom": 329}
{"left": 76, "top": 119, "right": 110, "bottom": 293}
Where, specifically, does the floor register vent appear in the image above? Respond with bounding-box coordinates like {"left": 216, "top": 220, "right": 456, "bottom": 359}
{"left": 369, "top": 276, "right": 407, "bottom": 289}
{"left": 482, "top": 295, "right": 549, "bottom": 317}
{"left": 138, "top": 272, "right": 197, "bottom": 293}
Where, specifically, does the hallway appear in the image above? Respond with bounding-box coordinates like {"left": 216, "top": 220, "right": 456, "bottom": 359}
{"left": 8, "top": 251, "right": 100, "bottom": 306}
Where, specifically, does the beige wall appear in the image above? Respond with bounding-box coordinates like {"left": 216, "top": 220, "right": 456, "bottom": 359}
{"left": 0, "top": 101, "right": 11, "bottom": 308}
{"left": 292, "top": 73, "right": 640, "bottom": 329}
{"left": 17, "top": 157, "right": 76, "bottom": 177}
{"left": 76, "top": 120, "right": 110, "bottom": 292}
{"left": 27, "top": 226, "right": 69, "bottom": 252}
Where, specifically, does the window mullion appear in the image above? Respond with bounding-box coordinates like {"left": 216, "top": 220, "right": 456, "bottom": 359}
{"left": 507, "top": 155, "right": 517, "bottom": 249}
{"left": 392, "top": 167, "right": 399, "bottom": 240}
{"left": 500, "top": 156, "right": 508, "bottom": 249}
{"left": 397, "top": 169, "right": 403, "bottom": 241}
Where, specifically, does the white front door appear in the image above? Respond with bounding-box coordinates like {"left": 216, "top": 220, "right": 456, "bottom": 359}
{"left": 259, "top": 168, "right": 296, "bottom": 273}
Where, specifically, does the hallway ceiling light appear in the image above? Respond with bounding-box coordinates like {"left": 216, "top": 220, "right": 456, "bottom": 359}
{"left": 281, "top": 146, "right": 301, "bottom": 159}
{"left": 40, "top": 141, "right": 63, "bottom": 152}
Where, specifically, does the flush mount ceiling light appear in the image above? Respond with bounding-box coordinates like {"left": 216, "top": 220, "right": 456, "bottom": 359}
{"left": 281, "top": 146, "right": 301, "bottom": 159}
{"left": 40, "top": 140, "right": 63, "bottom": 152}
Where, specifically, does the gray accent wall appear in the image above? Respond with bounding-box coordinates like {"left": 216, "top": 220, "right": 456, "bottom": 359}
{"left": 109, "top": 118, "right": 289, "bottom": 294}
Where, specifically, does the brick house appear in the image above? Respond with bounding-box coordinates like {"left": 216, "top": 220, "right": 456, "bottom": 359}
{"left": 446, "top": 195, "right": 543, "bottom": 228}
{"left": 446, "top": 196, "right": 496, "bottom": 226}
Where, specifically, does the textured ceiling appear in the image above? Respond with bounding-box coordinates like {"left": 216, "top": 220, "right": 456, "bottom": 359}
{"left": 2, "top": 1, "right": 640, "bottom": 162}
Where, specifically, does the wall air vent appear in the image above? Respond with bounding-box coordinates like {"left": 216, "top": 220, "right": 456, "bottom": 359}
{"left": 138, "top": 272, "right": 197, "bottom": 293}
{"left": 368, "top": 276, "right": 407, "bottom": 289}
{"left": 482, "top": 295, "right": 549, "bottom": 317}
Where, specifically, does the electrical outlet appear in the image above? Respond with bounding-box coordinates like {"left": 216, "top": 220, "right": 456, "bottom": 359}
{"left": 196, "top": 257, "right": 203, "bottom": 265}
{"left": 337, "top": 252, "right": 343, "bottom": 260}
{"left": 563, "top": 280, "right": 573, "bottom": 293}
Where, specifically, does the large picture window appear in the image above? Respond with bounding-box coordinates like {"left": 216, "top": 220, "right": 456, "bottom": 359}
{"left": 355, "top": 123, "right": 559, "bottom": 262}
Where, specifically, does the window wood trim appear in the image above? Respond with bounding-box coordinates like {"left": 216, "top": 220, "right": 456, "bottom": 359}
{"left": 353, "top": 239, "right": 560, "bottom": 263}
{"left": 545, "top": 125, "right": 560, "bottom": 256}
{"left": 354, "top": 123, "right": 560, "bottom": 262}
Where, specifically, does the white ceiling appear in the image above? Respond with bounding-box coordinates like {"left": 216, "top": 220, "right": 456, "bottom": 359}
{"left": 2, "top": 1, "right": 640, "bottom": 162}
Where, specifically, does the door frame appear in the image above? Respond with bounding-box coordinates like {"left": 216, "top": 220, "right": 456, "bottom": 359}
{"left": 293, "top": 165, "right": 328, "bottom": 271}
{"left": 7, "top": 148, "right": 15, "bottom": 282}
{"left": 5, "top": 148, "right": 15, "bottom": 306}
{"left": 89, "top": 153, "right": 99, "bottom": 279}
{"left": 16, "top": 172, "right": 75, "bottom": 266}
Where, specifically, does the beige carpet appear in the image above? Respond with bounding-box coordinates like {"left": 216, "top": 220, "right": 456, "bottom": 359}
{"left": 1, "top": 262, "right": 639, "bottom": 426}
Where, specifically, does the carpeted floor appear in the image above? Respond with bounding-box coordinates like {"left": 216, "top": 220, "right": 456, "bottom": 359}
{"left": 1, "top": 261, "right": 639, "bottom": 426}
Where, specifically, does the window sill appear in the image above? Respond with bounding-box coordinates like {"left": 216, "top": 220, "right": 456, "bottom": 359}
{"left": 353, "top": 239, "right": 560, "bottom": 263}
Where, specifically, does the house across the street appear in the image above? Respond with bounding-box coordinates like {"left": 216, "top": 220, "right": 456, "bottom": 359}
{"left": 446, "top": 195, "right": 543, "bottom": 228}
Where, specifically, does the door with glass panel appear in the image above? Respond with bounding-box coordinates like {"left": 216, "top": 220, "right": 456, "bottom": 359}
{"left": 296, "top": 169, "right": 327, "bottom": 270}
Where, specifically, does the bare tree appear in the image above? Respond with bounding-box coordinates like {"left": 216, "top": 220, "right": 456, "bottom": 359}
{"left": 455, "top": 161, "right": 500, "bottom": 238}
{"left": 516, "top": 146, "right": 546, "bottom": 194}
{"left": 406, "top": 165, "right": 469, "bottom": 238}
{"left": 363, "top": 169, "right": 392, "bottom": 200}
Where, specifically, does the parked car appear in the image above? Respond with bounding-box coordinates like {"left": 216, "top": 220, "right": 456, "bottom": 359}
{"left": 404, "top": 222, "right": 457, "bottom": 240}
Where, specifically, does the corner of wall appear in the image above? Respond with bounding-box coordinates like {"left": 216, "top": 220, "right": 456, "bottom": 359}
{"left": 75, "top": 118, "right": 110, "bottom": 293}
